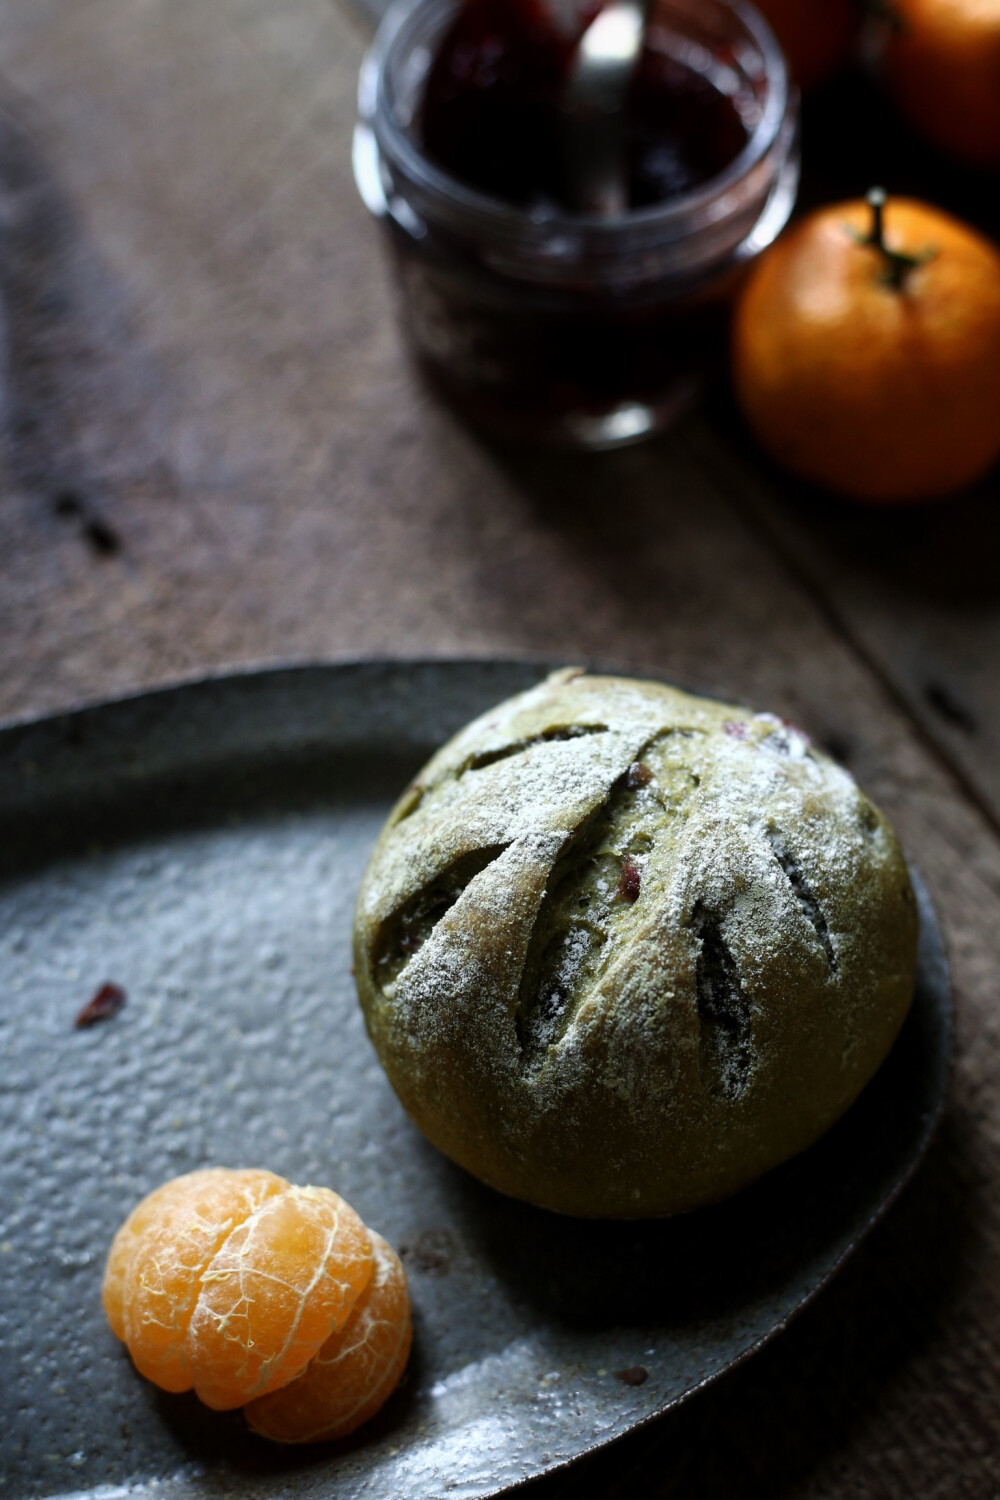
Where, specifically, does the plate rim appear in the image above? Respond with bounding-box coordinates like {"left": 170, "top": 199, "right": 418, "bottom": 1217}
{"left": 0, "top": 657, "right": 954, "bottom": 1500}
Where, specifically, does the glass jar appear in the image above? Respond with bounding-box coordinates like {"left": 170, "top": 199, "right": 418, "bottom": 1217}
{"left": 354, "top": 0, "right": 799, "bottom": 448}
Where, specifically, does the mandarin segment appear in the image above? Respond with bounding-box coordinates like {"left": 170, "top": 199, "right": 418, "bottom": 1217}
{"left": 186, "top": 1186, "right": 374, "bottom": 1410}
{"left": 103, "top": 1169, "right": 287, "bottom": 1345}
{"left": 103, "top": 1175, "right": 197, "bottom": 1342}
{"left": 245, "top": 1232, "right": 412, "bottom": 1445}
{"left": 116, "top": 1169, "right": 289, "bottom": 1393}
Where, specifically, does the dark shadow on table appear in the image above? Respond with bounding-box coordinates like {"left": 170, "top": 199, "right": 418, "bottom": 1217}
{"left": 704, "top": 387, "right": 1000, "bottom": 611}
{"left": 0, "top": 89, "right": 176, "bottom": 560}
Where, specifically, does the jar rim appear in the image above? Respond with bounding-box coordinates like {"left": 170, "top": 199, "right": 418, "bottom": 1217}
{"left": 363, "top": 0, "right": 794, "bottom": 241}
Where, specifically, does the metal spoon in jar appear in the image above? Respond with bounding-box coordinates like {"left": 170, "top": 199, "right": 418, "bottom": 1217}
{"left": 562, "top": 0, "right": 652, "bottom": 216}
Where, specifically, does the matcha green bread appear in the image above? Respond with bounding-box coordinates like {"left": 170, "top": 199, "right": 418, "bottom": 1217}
{"left": 353, "top": 670, "right": 918, "bottom": 1218}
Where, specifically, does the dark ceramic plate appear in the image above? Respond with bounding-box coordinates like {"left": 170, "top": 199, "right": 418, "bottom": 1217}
{"left": 0, "top": 661, "right": 951, "bottom": 1500}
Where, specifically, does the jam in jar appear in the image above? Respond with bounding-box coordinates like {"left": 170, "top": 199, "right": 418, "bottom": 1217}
{"left": 355, "top": 0, "right": 799, "bottom": 447}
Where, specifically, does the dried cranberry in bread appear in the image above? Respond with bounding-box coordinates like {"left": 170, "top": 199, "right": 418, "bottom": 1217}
{"left": 353, "top": 670, "right": 917, "bottom": 1218}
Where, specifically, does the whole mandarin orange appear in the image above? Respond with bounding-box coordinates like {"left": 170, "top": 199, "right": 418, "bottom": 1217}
{"left": 886, "top": 0, "right": 1000, "bottom": 168}
{"left": 732, "top": 191, "right": 1000, "bottom": 502}
{"left": 753, "top": 0, "right": 858, "bottom": 89}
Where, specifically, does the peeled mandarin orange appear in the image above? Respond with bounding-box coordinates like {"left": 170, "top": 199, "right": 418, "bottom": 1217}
{"left": 732, "top": 190, "right": 1000, "bottom": 501}
{"left": 245, "top": 1232, "right": 412, "bottom": 1444}
{"left": 887, "top": 0, "right": 1000, "bottom": 168}
{"left": 187, "top": 1186, "right": 374, "bottom": 1410}
{"left": 104, "top": 1171, "right": 412, "bottom": 1440}
{"left": 105, "top": 1168, "right": 288, "bottom": 1388}
{"left": 754, "top": 0, "right": 858, "bottom": 89}
{"left": 103, "top": 1171, "right": 379, "bottom": 1408}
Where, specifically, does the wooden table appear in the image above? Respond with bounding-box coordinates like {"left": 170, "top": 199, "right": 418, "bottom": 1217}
{"left": 2, "top": 3, "right": 999, "bottom": 1495}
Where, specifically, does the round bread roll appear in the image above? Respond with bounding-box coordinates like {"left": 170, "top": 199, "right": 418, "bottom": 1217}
{"left": 353, "top": 670, "right": 918, "bottom": 1218}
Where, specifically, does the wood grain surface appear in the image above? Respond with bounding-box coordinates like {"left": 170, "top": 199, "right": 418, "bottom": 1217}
{"left": 1, "top": 2, "right": 999, "bottom": 1496}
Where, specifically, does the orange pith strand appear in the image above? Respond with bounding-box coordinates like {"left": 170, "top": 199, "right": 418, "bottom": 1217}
{"left": 245, "top": 1232, "right": 413, "bottom": 1444}
{"left": 103, "top": 1169, "right": 412, "bottom": 1442}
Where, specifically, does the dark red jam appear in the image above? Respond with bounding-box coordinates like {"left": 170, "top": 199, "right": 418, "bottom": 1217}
{"left": 422, "top": 0, "right": 752, "bottom": 212}
{"left": 362, "top": 0, "right": 795, "bottom": 442}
